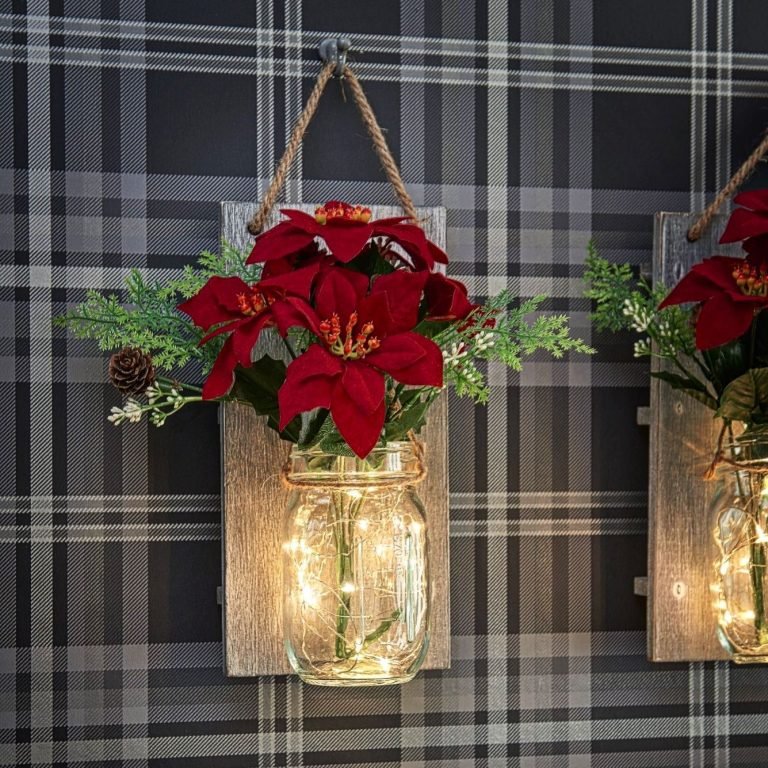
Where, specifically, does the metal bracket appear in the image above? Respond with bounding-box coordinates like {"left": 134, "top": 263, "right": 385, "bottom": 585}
{"left": 319, "top": 37, "right": 351, "bottom": 77}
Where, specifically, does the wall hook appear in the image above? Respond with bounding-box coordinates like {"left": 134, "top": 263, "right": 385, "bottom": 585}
{"left": 318, "top": 37, "right": 351, "bottom": 77}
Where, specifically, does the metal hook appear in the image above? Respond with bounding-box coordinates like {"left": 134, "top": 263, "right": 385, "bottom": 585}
{"left": 318, "top": 37, "right": 351, "bottom": 77}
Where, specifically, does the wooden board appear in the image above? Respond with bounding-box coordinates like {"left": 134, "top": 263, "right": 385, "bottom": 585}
{"left": 219, "top": 202, "right": 451, "bottom": 676}
{"left": 648, "top": 212, "right": 742, "bottom": 661}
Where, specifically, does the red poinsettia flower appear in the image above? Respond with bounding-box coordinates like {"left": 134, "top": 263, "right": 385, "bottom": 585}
{"left": 277, "top": 268, "right": 443, "bottom": 458}
{"left": 178, "top": 264, "right": 319, "bottom": 400}
{"left": 659, "top": 255, "right": 768, "bottom": 349}
{"left": 720, "top": 190, "right": 768, "bottom": 245}
{"left": 424, "top": 272, "right": 477, "bottom": 321}
{"left": 248, "top": 200, "right": 448, "bottom": 271}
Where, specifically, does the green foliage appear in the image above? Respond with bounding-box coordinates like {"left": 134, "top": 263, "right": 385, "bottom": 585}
{"left": 231, "top": 355, "right": 302, "bottom": 442}
{"left": 436, "top": 292, "right": 594, "bottom": 403}
{"left": 584, "top": 242, "right": 697, "bottom": 360}
{"left": 54, "top": 241, "right": 259, "bottom": 373}
{"left": 584, "top": 240, "right": 635, "bottom": 332}
{"left": 717, "top": 368, "right": 768, "bottom": 425}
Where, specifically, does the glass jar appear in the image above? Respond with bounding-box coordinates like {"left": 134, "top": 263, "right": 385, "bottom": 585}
{"left": 282, "top": 442, "right": 430, "bottom": 686}
{"left": 713, "top": 436, "right": 768, "bottom": 662}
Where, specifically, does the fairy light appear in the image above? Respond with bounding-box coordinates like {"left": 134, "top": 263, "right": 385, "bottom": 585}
{"left": 723, "top": 610, "right": 733, "bottom": 625}
{"left": 282, "top": 476, "right": 429, "bottom": 685}
{"left": 741, "top": 610, "right": 756, "bottom": 621}
{"left": 755, "top": 524, "right": 768, "bottom": 544}
{"left": 301, "top": 584, "right": 319, "bottom": 607}
{"left": 720, "top": 559, "right": 731, "bottom": 575}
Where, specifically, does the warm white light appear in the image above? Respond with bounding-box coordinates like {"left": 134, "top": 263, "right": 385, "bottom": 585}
{"left": 756, "top": 524, "right": 768, "bottom": 544}
{"left": 357, "top": 518, "right": 369, "bottom": 531}
{"left": 378, "top": 657, "right": 391, "bottom": 673}
{"left": 341, "top": 581, "right": 356, "bottom": 594}
{"left": 301, "top": 585, "right": 319, "bottom": 607}
{"left": 375, "top": 544, "right": 387, "bottom": 557}
{"left": 741, "top": 610, "right": 756, "bottom": 621}
{"left": 720, "top": 560, "right": 730, "bottom": 575}
{"left": 718, "top": 600, "right": 728, "bottom": 611}
{"left": 410, "top": 521, "right": 421, "bottom": 534}
{"left": 723, "top": 610, "right": 733, "bottom": 625}
{"left": 347, "top": 489, "right": 363, "bottom": 500}
{"left": 740, "top": 555, "right": 751, "bottom": 567}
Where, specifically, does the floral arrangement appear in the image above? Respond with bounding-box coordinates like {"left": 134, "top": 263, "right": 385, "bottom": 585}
{"left": 58, "top": 201, "right": 591, "bottom": 459}
{"left": 585, "top": 190, "right": 768, "bottom": 447}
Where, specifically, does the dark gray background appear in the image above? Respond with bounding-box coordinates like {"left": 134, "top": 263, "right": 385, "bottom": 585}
{"left": 4, "top": 0, "right": 768, "bottom": 766}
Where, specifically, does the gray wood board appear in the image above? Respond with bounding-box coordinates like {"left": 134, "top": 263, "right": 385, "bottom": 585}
{"left": 220, "top": 202, "right": 451, "bottom": 676}
{"left": 649, "top": 212, "right": 741, "bottom": 661}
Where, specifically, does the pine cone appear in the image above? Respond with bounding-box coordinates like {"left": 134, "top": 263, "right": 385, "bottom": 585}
{"left": 108, "top": 347, "right": 156, "bottom": 396}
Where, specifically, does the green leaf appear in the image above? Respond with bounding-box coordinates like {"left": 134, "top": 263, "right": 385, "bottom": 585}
{"left": 702, "top": 339, "right": 749, "bottom": 395}
{"left": 298, "top": 408, "right": 329, "bottom": 448}
{"left": 385, "top": 395, "right": 431, "bottom": 442}
{"left": 231, "top": 356, "right": 301, "bottom": 442}
{"left": 650, "top": 371, "right": 718, "bottom": 411}
{"left": 716, "top": 368, "right": 768, "bottom": 424}
{"left": 347, "top": 243, "right": 396, "bottom": 278}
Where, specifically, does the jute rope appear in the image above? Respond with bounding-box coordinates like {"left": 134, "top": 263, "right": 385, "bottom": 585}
{"left": 687, "top": 129, "right": 768, "bottom": 242}
{"left": 247, "top": 62, "right": 418, "bottom": 236}
{"left": 247, "top": 62, "right": 335, "bottom": 235}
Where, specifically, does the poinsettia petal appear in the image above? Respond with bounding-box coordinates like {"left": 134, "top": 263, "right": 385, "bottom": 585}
{"left": 280, "top": 209, "right": 323, "bottom": 232}
{"left": 428, "top": 240, "right": 449, "bottom": 265}
{"left": 373, "top": 223, "right": 436, "bottom": 270}
{"left": 319, "top": 220, "right": 373, "bottom": 262}
{"left": 231, "top": 313, "right": 272, "bottom": 367}
{"left": 719, "top": 209, "right": 768, "bottom": 244}
{"left": 744, "top": 234, "right": 768, "bottom": 260}
{"left": 366, "top": 332, "right": 444, "bottom": 387}
{"left": 199, "top": 317, "right": 247, "bottom": 345}
{"left": 202, "top": 335, "right": 238, "bottom": 400}
{"left": 270, "top": 297, "right": 321, "bottom": 336}
{"left": 732, "top": 189, "right": 768, "bottom": 213}
{"left": 659, "top": 257, "right": 744, "bottom": 308}
{"left": 178, "top": 276, "right": 250, "bottom": 329}
{"left": 278, "top": 345, "right": 343, "bottom": 429}
{"left": 369, "top": 269, "right": 428, "bottom": 333}
{"left": 247, "top": 222, "right": 316, "bottom": 264}
{"left": 259, "top": 262, "right": 320, "bottom": 299}
{"left": 425, "top": 272, "right": 476, "bottom": 320}
{"left": 315, "top": 267, "right": 369, "bottom": 323}
{"left": 330, "top": 365, "right": 386, "bottom": 458}
{"left": 695, "top": 293, "right": 756, "bottom": 349}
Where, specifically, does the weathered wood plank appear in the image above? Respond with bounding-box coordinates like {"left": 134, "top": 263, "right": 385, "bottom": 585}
{"left": 220, "top": 202, "right": 451, "bottom": 676}
{"left": 648, "top": 212, "right": 741, "bottom": 662}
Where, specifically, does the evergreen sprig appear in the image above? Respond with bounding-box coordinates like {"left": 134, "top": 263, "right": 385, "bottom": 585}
{"left": 436, "top": 291, "right": 595, "bottom": 403}
{"left": 583, "top": 241, "right": 697, "bottom": 362}
{"left": 54, "top": 241, "right": 259, "bottom": 372}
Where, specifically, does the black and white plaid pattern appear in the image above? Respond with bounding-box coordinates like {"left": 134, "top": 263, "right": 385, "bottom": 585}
{"left": 3, "top": 1, "right": 768, "bottom": 765}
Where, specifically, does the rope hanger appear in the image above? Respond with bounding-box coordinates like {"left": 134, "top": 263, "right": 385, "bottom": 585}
{"left": 687, "top": 130, "right": 768, "bottom": 242}
{"left": 247, "top": 40, "right": 418, "bottom": 237}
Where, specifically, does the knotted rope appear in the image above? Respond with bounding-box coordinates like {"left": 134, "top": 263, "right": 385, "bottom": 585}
{"left": 687, "top": 129, "right": 768, "bottom": 242}
{"left": 247, "top": 62, "right": 418, "bottom": 236}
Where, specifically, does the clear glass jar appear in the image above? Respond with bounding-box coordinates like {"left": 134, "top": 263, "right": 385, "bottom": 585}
{"left": 713, "top": 437, "right": 768, "bottom": 662}
{"left": 282, "top": 442, "right": 430, "bottom": 686}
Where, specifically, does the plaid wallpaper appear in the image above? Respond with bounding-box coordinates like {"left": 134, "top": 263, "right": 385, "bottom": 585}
{"left": 3, "top": 0, "right": 768, "bottom": 766}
